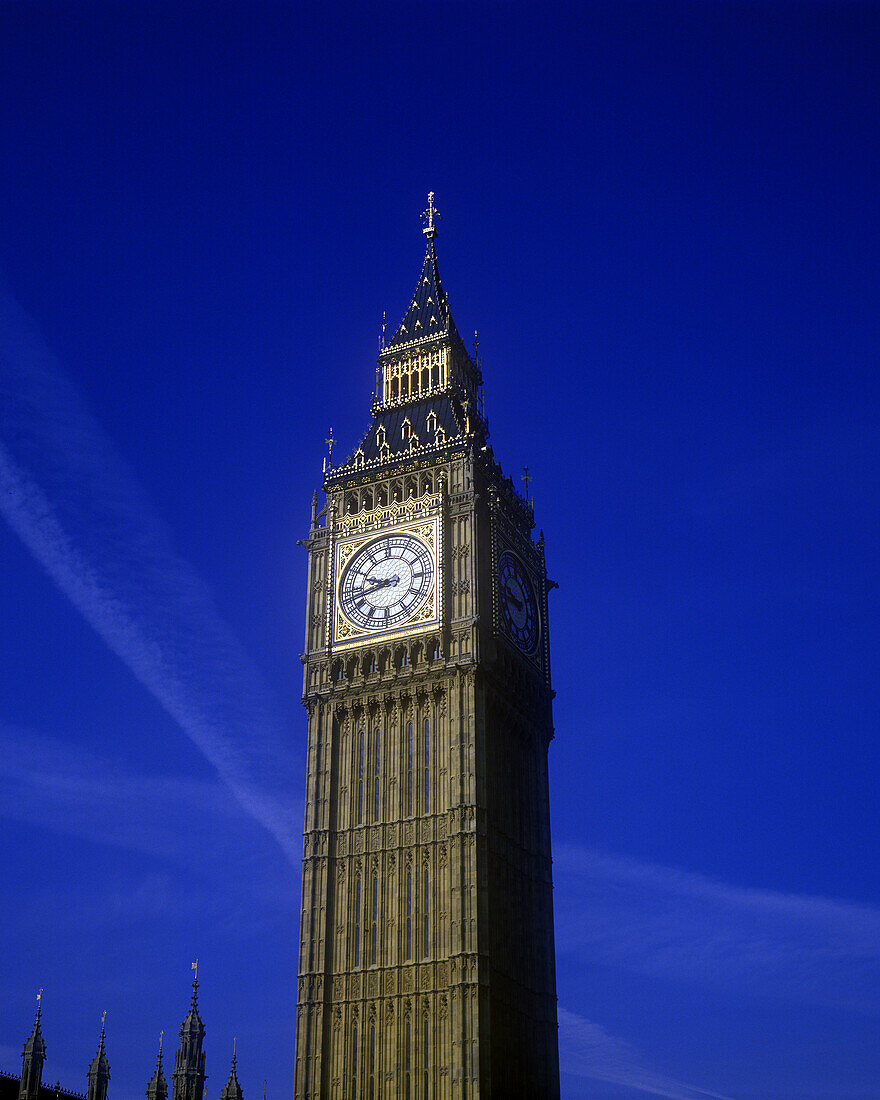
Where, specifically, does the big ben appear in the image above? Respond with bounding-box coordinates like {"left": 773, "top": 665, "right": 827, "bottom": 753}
{"left": 294, "top": 196, "right": 560, "bottom": 1098}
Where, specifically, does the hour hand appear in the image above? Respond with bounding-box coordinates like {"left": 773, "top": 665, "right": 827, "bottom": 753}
{"left": 364, "top": 574, "right": 399, "bottom": 592}
{"left": 503, "top": 586, "right": 523, "bottom": 611}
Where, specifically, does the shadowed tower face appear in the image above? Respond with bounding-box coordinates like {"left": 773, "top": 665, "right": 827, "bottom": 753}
{"left": 295, "top": 196, "right": 560, "bottom": 1098}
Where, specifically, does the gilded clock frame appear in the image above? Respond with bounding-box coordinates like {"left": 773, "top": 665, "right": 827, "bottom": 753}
{"left": 331, "top": 511, "right": 442, "bottom": 650}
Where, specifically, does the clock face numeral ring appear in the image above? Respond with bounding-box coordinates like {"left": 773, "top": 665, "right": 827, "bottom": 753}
{"left": 498, "top": 551, "right": 539, "bottom": 653}
{"left": 339, "top": 532, "right": 434, "bottom": 632}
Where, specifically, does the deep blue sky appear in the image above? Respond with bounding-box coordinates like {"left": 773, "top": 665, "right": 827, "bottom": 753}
{"left": 1, "top": 3, "right": 879, "bottom": 1098}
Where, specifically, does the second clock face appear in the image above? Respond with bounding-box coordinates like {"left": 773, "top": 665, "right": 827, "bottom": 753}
{"left": 339, "top": 533, "right": 435, "bottom": 632}
{"left": 498, "top": 551, "right": 539, "bottom": 653}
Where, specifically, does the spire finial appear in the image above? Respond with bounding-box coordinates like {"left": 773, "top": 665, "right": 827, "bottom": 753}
{"left": 232, "top": 1038, "right": 236, "bottom": 1067}
{"left": 325, "top": 428, "right": 335, "bottom": 470}
{"left": 421, "top": 192, "right": 440, "bottom": 239}
{"left": 158, "top": 1031, "right": 164, "bottom": 1061}
{"left": 99, "top": 1011, "right": 107, "bottom": 1044}
{"left": 36, "top": 989, "right": 43, "bottom": 1019}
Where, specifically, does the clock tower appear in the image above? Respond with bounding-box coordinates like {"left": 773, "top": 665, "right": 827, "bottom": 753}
{"left": 294, "top": 196, "right": 560, "bottom": 1098}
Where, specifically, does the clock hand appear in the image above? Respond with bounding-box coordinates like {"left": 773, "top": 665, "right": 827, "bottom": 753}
{"left": 364, "top": 574, "right": 399, "bottom": 592}
{"left": 503, "top": 585, "right": 523, "bottom": 611}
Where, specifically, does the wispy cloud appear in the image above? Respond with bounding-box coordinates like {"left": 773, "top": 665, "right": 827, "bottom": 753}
{"left": 0, "top": 725, "right": 297, "bottom": 930}
{"left": 558, "top": 1008, "right": 733, "bottom": 1099}
{"left": 555, "top": 845, "right": 880, "bottom": 1014}
{"left": 0, "top": 287, "right": 300, "bottom": 862}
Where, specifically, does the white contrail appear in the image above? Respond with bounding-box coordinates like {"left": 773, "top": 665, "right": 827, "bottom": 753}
{"left": 555, "top": 844, "right": 880, "bottom": 1014}
{"left": 558, "top": 1008, "right": 733, "bottom": 1099}
{"left": 0, "top": 285, "right": 300, "bottom": 863}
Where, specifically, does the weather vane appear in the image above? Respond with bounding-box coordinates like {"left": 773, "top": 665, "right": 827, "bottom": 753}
{"left": 521, "top": 466, "right": 532, "bottom": 503}
{"left": 422, "top": 191, "right": 440, "bottom": 238}
{"left": 192, "top": 958, "right": 198, "bottom": 980}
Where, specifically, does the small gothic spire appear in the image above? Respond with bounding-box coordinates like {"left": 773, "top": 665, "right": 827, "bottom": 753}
{"left": 147, "top": 1034, "right": 168, "bottom": 1100}
{"left": 87, "top": 1013, "right": 110, "bottom": 1100}
{"left": 20, "top": 990, "right": 46, "bottom": 1100}
{"left": 219, "top": 1044, "right": 242, "bottom": 1100}
{"left": 22, "top": 991, "right": 45, "bottom": 1055}
{"left": 384, "top": 196, "right": 459, "bottom": 353}
{"left": 172, "top": 965, "right": 206, "bottom": 1100}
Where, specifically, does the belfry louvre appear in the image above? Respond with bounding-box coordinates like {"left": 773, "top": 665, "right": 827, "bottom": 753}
{"left": 294, "top": 197, "right": 560, "bottom": 1098}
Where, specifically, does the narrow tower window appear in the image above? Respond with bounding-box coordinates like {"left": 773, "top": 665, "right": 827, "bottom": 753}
{"left": 423, "top": 866, "right": 429, "bottom": 957}
{"left": 351, "top": 1024, "right": 358, "bottom": 1100}
{"left": 357, "top": 730, "right": 365, "bottom": 825}
{"left": 354, "top": 875, "right": 361, "bottom": 966}
{"left": 406, "top": 870, "right": 412, "bottom": 960}
{"left": 424, "top": 1015, "right": 430, "bottom": 1100}
{"left": 369, "top": 1024, "right": 376, "bottom": 1100}
{"left": 374, "top": 727, "right": 381, "bottom": 821}
{"left": 405, "top": 1019, "right": 411, "bottom": 1100}
{"left": 407, "top": 721, "right": 413, "bottom": 816}
{"left": 424, "top": 718, "right": 430, "bottom": 813}
{"left": 371, "top": 873, "right": 378, "bottom": 965}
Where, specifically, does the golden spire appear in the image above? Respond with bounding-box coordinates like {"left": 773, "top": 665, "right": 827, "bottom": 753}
{"left": 421, "top": 192, "right": 440, "bottom": 239}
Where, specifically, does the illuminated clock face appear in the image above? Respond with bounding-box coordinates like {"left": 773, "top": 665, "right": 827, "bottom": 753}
{"left": 498, "top": 552, "right": 539, "bottom": 653}
{"left": 339, "top": 533, "right": 435, "bottom": 631}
